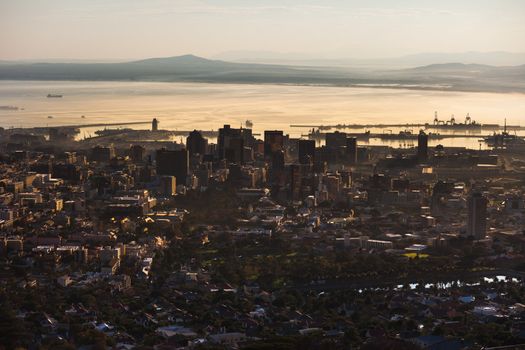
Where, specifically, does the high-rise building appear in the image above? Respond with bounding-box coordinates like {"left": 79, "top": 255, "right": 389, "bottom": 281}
{"left": 130, "top": 145, "right": 145, "bottom": 163}
{"left": 264, "top": 130, "right": 284, "bottom": 158}
{"left": 218, "top": 125, "right": 241, "bottom": 160}
{"left": 417, "top": 130, "right": 429, "bottom": 162}
{"left": 91, "top": 145, "right": 115, "bottom": 163}
{"left": 467, "top": 192, "right": 488, "bottom": 239}
{"left": 252, "top": 139, "right": 265, "bottom": 156}
{"left": 243, "top": 146, "right": 254, "bottom": 163}
{"left": 289, "top": 164, "right": 302, "bottom": 200}
{"left": 272, "top": 150, "right": 285, "bottom": 171}
{"left": 298, "top": 139, "right": 315, "bottom": 165}
{"left": 325, "top": 131, "right": 347, "bottom": 150}
{"left": 159, "top": 176, "right": 176, "bottom": 196}
{"left": 156, "top": 149, "right": 189, "bottom": 186}
{"left": 186, "top": 130, "right": 208, "bottom": 156}
{"left": 152, "top": 118, "right": 159, "bottom": 131}
{"left": 241, "top": 128, "right": 254, "bottom": 148}
{"left": 196, "top": 163, "right": 211, "bottom": 188}
{"left": 225, "top": 138, "right": 244, "bottom": 163}
{"left": 346, "top": 137, "right": 358, "bottom": 164}
{"left": 323, "top": 174, "right": 341, "bottom": 200}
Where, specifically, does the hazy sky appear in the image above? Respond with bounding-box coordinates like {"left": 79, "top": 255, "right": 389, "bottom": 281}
{"left": 1, "top": 0, "right": 524, "bottom": 60}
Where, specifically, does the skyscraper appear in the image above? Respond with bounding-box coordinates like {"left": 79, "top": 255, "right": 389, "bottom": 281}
{"left": 91, "top": 145, "right": 115, "bottom": 163}
{"left": 186, "top": 130, "right": 208, "bottom": 156}
{"left": 467, "top": 192, "right": 488, "bottom": 239}
{"left": 218, "top": 125, "right": 242, "bottom": 160}
{"left": 241, "top": 128, "right": 254, "bottom": 148}
{"left": 225, "top": 137, "right": 244, "bottom": 163}
{"left": 346, "top": 137, "right": 358, "bottom": 164}
{"left": 264, "top": 130, "right": 284, "bottom": 158}
{"left": 298, "top": 139, "right": 315, "bottom": 165}
{"left": 289, "top": 164, "right": 302, "bottom": 200}
{"left": 129, "top": 145, "right": 145, "bottom": 163}
{"left": 417, "top": 130, "right": 429, "bottom": 162}
{"left": 159, "top": 176, "right": 176, "bottom": 196}
{"left": 272, "top": 149, "right": 285, "bottom": 171}
{"left": 156, "top": 149, "right": 189, "bottom": 186}
{"left": 325, "top": 131, "right": 347, "bottom": 150}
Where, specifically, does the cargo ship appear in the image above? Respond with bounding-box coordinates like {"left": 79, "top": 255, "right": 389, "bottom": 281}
{"left": 47, "top": 94, "right": 63, "bottom": 98}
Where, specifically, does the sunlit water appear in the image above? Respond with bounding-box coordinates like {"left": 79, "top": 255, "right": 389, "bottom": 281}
{"left": 1, "top": 80, "right": 524, "bottom": 148}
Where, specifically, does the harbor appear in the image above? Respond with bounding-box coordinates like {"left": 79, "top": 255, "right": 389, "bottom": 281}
{"left": 303, "top": 130, "right": 500, "bottom": 141}
{"left": 290, "top": 122, "right": 524, "bottom": 131}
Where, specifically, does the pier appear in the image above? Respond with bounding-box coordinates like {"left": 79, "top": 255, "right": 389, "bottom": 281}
{"left": 290, "top": 123, "right": 523, "bottom": 130}
{"left": 304, "top": 132, "right": 498, "bottom": 141}
{"left": 5, "top": 121, "right": 151, "bottom": 133}
{"left": 38, "top": 121, "right": 151, "bottom": 130}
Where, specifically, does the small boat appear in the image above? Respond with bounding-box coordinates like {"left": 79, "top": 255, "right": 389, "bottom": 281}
{"left": 81, "top": 115, "right": 86, "bottom": 118}
{"left": 47, "top": 115, "right": 54, "bottom": 119}
{"left": 47, "top": 94, "right": 63, "bottom": 98}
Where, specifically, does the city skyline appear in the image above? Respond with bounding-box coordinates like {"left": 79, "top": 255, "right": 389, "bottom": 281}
{"left": 1, "top": 1, "right": 525, "bottom": 349}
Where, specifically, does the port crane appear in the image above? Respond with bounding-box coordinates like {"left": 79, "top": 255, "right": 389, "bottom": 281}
{"left": 433, "top": 111, "right": 475, "bottom": 125}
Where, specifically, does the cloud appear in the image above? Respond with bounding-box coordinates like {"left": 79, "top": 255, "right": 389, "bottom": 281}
{"left": 345, "top": 7, "right": 458, "bottom": 18}
{"left": 136, "top": 2, "right": 334, "bottom": 16}
{"left": 14, "top": 1, "right": 458, "bottom": 22}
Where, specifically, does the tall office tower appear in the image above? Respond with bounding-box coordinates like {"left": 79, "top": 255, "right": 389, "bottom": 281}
{"left": 467, "top": 192, "right": 488, "bottom": 239}
{"left": 243, "top": 146, "right": 254, "bottom": 163}
{"left": 218, "top": 124, "right": 243, "bottom": 160}
{"left": 159, "top": 176, "right": 176, "bottom": 196}
{"left": 225, "top": 138, "right": 244, "bottom": 163}
{"left": 289, "top": 164, "right": 302, "bottom": 200}
{"left": 91, "top": 145, "right": 115, "bottom": 163}
{"left": 152, "top": 118, "right": 159, "bottom": 131}
{"left": 241, "top": 127, "right": 255, "bottom": 148}
{"left": 186, "top": 130, "right": 208, "bottom": 156}
{"left": 417, "top": 130, "right": 429, "bottom": 162}
{"left": 264, "top": 130, "right": 284, "bottom": 158}
{"left": 298, "top": 139, "right": 316, "bottom": 165}
{"left": 252, "top": 139, "right": 265, "bottom": 156}
{"left": 325, "top": 131, "right": 347, "bottom": 149}
{"left": 272, "top": 150, "right": 285, "bottom": 171}
{"left": 129, "top": 145, "right": 145, "bottom": 163}
{"left": 196, "top": 163, "right": 212, "bottom": 187}
{"left": 346, "top": 137, "right": 358, "bottom": 164}
{"left": 156, "top": 148, "right": 189, "bottom": 186}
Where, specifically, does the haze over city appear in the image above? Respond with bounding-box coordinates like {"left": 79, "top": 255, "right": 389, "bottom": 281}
{"left": 1, "top": 1, "right": 525, "bottom": 350}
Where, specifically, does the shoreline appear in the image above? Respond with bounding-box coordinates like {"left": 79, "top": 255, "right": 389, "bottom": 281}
{"left": 1, "top": 78, "right": 525, "bottom": 95}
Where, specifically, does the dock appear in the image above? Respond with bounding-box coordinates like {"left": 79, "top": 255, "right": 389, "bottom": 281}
{"left": 304, "top": 132, "right": 494, "bottom": 140}
{"left": 38, "top": 121, "right": 151, "bottom": 130}
{"left": 290, "top": 123, "right": 523, "bottom": 130}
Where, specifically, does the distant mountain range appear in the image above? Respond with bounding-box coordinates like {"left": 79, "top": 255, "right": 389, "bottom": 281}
{"left": 0, "top": 54, "right": 524, "bottom": 93}
{"left": 214, "top": 51, "right": 525, "bottom": 68}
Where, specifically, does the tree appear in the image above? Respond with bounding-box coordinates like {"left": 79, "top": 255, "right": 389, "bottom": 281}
{"left": 0, "top": 296, "right": 31, "bottom": 349}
